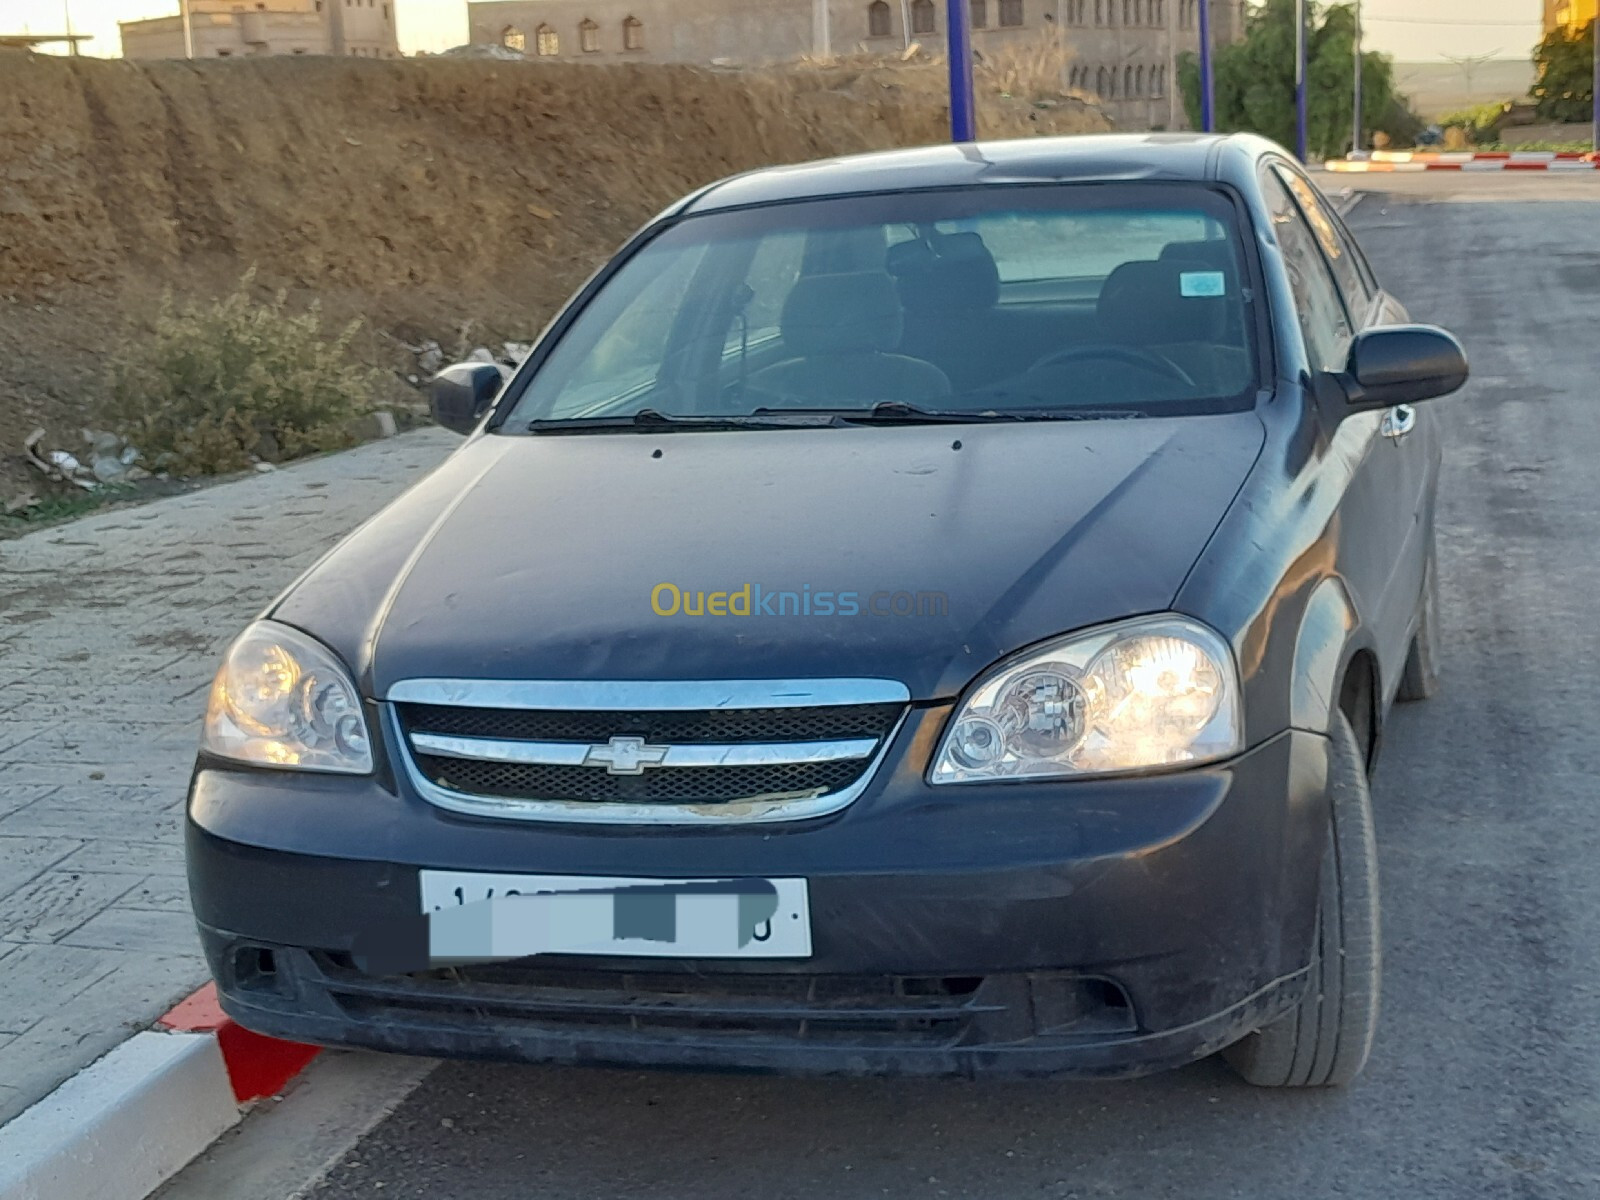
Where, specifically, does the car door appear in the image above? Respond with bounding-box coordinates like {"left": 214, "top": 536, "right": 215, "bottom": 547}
{"left": 1260, "top": 164, "right": 1418, "bottom": 681}
{"left": 1277, "top": 164, "right": 1438, "bottom": 679}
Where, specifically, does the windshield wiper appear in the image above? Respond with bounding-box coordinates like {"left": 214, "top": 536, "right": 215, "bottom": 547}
{"left": 528, "top": 403, "right": 1147, "bottom": 434}
{"left": 993, "top": 407, "right": 1148, "bottom": 422}
{"left": 753, "top": 401, "right": 1144, "bottom": 425}
{"left": 526, "top": 409, "right": 833, "bottom": 434}
{"left": 751, "top": 401, "right": 1025, "bottom": 425}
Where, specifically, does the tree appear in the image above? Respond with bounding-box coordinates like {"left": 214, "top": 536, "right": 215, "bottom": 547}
{"left": 1531, "top": 19, "right": 1595, "bottom": 124}
{"left": 1178, "top": 0, "right": 1418, "bottom": 158}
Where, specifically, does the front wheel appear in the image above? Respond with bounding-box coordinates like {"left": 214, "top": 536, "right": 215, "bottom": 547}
{"left": 1224, "top": 711, "right": 1381, "bottom": 1087}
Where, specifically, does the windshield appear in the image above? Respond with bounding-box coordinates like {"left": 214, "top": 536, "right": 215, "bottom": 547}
{"left": 503, "top": 184, "right": 1260, "bottom": 429}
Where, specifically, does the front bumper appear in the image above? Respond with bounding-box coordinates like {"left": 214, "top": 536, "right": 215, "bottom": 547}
{"left": 187, "top": 716, "right": 1331, "bottom": 1080}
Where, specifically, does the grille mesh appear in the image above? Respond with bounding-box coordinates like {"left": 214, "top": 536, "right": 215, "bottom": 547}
{"left": 318, "top": 958, "right": 989, "bottom": 1045}
{"left": 399, "top": 702, "right": 902, "bottom": 744}
{"left": 418, "top": 964, "right": 985, "bottom": 1001}
{"left": 413, "top": 754, "right": 869, "bottom": 805}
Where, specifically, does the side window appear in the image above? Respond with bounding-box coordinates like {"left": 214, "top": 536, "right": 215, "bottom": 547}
{"left": 548, "top": 244, "right": 708, "bottom": 414}
{"left": 1328, "top": 205, "right": 1380, "bottom": 297}
{"left": 1273, "top": 165, "right": 1371, "bottom": 315}
{"left": 1263, "top": 171, "right": 1352, "bottom": 372}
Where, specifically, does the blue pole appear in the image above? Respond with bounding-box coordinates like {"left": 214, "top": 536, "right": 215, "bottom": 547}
{"left": 1295, "top": 0, "right": 1308, "bottom": 160}
{"left": 1198, "top": 0, "right": 1214, "bottom": 132}
{"left": 947, "top": 0, "right": 977, "bottom": 142}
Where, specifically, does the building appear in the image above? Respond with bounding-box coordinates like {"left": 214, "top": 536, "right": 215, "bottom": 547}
{"left": 1545, "top": 0, "right": 1598, "bottom": 36}
{"left": 466, "top": 0, "right": 1245, "bottom": 128}
{"left": 120, "top": 0, "right": 400, "bottom": 60}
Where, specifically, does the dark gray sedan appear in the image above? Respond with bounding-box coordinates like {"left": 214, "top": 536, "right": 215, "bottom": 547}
{"left": 187, "top": 134, "right": 1467, "bottom": 1087}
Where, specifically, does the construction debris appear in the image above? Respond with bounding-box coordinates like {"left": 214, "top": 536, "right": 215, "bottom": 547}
{"left": 22, "top": 427, "right": 154, "bottom": 495}
{"left": 24, "top": 428, "right": 95, "bottom": 490}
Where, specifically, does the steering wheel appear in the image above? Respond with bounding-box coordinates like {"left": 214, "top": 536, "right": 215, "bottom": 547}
{"left": 1027, "top": 344, "right": 1197, "bottom": 389}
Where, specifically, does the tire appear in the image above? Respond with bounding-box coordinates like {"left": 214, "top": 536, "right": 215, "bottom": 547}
{"left": 1224, "top": 711, "right": 1381, "bottom": 1088}
{"left": 1396, "top": 548, "right": 1440, "bottom": 702}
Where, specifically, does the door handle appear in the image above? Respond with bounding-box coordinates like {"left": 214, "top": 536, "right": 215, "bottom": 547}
{"left": 1381, "top": 404, "right": 1416, "bottom": 440}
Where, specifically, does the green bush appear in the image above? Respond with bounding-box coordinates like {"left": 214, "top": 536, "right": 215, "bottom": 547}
{"left": 1176, "top": 1, "right": 1418, "bottom": 159}
{"left": 1438, "top": 102, "right": 1508, "bottom": 145}
{"left": 1473, "top": 139, "right": 1593, "bottom": 153}
{"left": 98, "top": 274, "right": 380, "bottom": 475}
{"left": 1533, "top": 20, "right": 1595, "bottom": 124}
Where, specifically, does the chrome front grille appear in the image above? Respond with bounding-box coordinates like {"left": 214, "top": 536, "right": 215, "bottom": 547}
{"left": 386, "top": 678, "right": 910, "bottom": 825}
{"left": 397, "top": 703, "right": 904, "bottom": 745}
{"left": 411, "top": 751, "right": 873, "bottom": 805}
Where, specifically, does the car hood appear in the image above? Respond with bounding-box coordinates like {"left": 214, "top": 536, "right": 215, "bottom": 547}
{"left": 273, "top": 414, "right": 1265, "bottom": 702}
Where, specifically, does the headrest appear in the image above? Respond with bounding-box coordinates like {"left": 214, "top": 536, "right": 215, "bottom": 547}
{"left": 1159, "top": 239, "right": 1238, "bottom": 284}
{"left": 1097, "top": 260, "right": 1227, "bottom": 346}
{"left": 780, "top": 272, "right": 904, "bottom": 357}
{"left": 889, "top": 231, "right": 1001, "bottom": 313}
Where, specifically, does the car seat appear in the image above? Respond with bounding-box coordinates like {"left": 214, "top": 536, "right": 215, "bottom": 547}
{"left": 746, "top": 272, "right": 951, "bottom": 406}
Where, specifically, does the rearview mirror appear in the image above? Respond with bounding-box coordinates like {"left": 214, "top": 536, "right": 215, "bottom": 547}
{"left": 430, "top": 363, "right": 505, "bottom": 435}
{"left": 1338, "top": 324, "right": 1468, "bottom": 411}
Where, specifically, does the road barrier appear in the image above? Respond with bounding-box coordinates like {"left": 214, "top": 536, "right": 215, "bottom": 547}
{"left": 1326, "top": 152, "right": 1599, "bottom": 173}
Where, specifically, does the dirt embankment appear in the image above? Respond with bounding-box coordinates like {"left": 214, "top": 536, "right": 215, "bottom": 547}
{"left": 0, "top": 51, "right": 1104, "bottom": 484}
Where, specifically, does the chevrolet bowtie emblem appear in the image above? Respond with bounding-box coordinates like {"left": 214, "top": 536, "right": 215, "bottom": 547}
{"left": 583, "top": 736, "right": 670, "bottom": 775}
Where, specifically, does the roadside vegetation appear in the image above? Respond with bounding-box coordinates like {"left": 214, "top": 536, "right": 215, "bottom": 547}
{"left": 1436, "top": 101, "right": 1509, "bottom": 146}
{"left": 1431, "top": 21, "right": 1595, "bottom": 152}
{"left": 791, "top": 30, "right": 1110, "bottom": 127}
{"left": 96, "top": 274, "right": 381, "bottom": 476}
{"left": 1532, "top": 18, "right": 1596, "bottom": 124}
{"left": 1175, "top": 0, "right": 1420, "bottom": 158}
{"left": 1462, "top": 139, "right": 1594, "bottom": 153}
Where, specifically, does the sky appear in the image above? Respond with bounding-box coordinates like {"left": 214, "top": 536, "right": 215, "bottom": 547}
{"left": 7, "top": 0, "right": 1546, "bottom": 62}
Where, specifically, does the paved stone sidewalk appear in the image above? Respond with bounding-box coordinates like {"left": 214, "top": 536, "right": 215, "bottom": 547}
{"left": 0, "top": 429, "right": 456, "bottom": 1125}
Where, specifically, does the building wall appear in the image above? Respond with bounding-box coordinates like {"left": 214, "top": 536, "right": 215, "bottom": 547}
{"left": 467, "top": 0, "right": 1244, "bottom": 128}
{"left": 120, "top": 0, "right": 399, "bottom": 59}
{"left": 469, "top": 0, "right": 811, "bottom": 65}
{"left": 182, "top": 0, "right": 317, "bottom": 11}
{"left": 122, "top": 11, "right": 329, "bottom": 59}
{"left": 331, "top": 0, "right": 403, "bottom": 56}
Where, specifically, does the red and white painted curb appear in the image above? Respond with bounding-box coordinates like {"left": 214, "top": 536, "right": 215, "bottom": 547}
{"left": 1327, "top": 150, "right": 1599, "bottom": 173}
{"left": 0, "top": 983, "right": 320, "bottom": 1200}
{"left": 1370, "top": 149, "right": 1594, "bottom": 163}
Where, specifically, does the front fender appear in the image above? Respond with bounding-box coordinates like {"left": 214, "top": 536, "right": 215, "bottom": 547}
{"left": 1290, "top": 576, "right": 1376, "bottom": 738}
{"left": 1174, "top": 385, "right": 1380, "bottom": 751}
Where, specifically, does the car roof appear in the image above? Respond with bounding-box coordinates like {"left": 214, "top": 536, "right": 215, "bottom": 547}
{"left": 680, "top": 133, "right": 1273, "bottom": 214}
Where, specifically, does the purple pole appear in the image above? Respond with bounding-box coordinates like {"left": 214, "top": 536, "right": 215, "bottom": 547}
{"left": 1198, "top": 0, "right": 1215, "bottom": 132}
{"left": 947, "top": 0, "right": 977, "bottom": 142}
{"left": 1295, "top": 0, "right": 1308, "bottom": 160}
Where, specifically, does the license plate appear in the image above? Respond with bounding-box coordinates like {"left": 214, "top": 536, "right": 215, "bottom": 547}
{"left": 419, "top": 871, "right": 812, "bottom": 961}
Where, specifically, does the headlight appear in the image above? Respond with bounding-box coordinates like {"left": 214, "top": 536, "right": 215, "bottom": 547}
{"left": 930, "top": 615, "right": 1242, "bottom": 783}
{"left": 201, "top": 620, "right": 373, "bottom": 773}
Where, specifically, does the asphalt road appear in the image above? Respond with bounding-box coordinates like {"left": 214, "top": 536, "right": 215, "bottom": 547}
{"left": 197, "top": 177, "right": 1600, "bottom": 1200}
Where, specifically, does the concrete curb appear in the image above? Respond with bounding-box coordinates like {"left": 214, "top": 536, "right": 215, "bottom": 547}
{"left": 0, "top": 985, "right": 321, "bottom": 1200}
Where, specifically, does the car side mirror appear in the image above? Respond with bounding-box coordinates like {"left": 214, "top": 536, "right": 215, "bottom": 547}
{"left": 1338, "top": 324, "right": 1468, "bottom": 411}
{"left": 430, "top": 363, "right": 505, "bottom": 435}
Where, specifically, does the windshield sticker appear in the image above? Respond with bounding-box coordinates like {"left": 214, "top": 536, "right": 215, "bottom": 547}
{"left": 1180, "top": 271, "right": 1227, "bottom": 298}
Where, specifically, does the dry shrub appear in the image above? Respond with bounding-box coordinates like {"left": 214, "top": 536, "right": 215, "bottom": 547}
{"left": 975, "top": 29, "right": 1076, "bottom": 103}
{"left": 97, "top": 272, "right": 380, "bottom": 475}
{"left": 783, "top": 35, "right": 1105, "bottom": 135}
